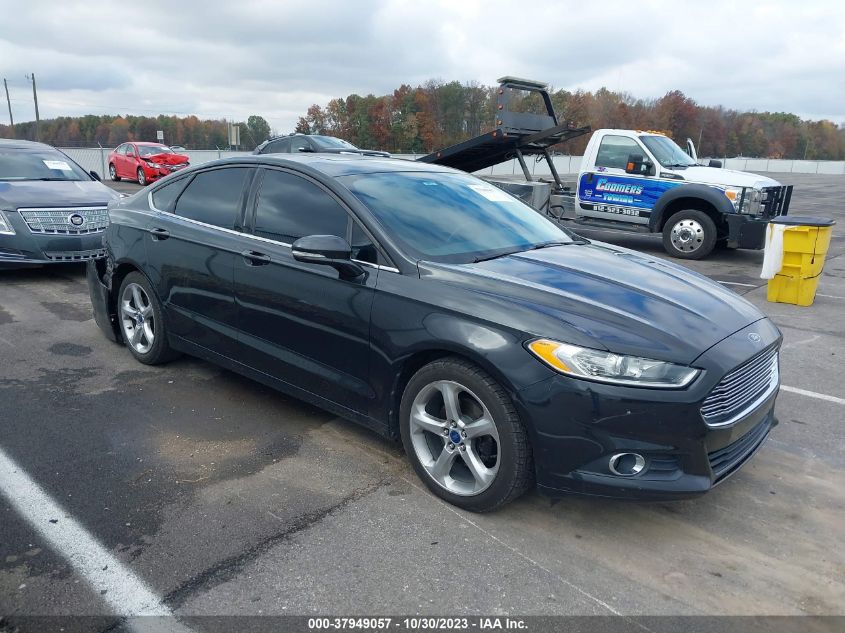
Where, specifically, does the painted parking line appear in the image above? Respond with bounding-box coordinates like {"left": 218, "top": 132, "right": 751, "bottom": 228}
{"left": 716, "top": 280, "right": 758, "bottom": 287}
{"left": 781, "top": 385, "right": 845, "bottom": 405}
{"left": 0, "top": 446, "right": 194, "bottom": 632}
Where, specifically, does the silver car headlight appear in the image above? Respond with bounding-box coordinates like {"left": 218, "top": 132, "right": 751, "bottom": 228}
{"left": 0, "top": 211, "right": 15, "bottom": 235}
{"left": 527, "top": 339, "right": 700, "bottom": 388}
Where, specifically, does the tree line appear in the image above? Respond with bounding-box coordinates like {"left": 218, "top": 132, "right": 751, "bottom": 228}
{"left": 0, "top": 114, "right": 272, "bottom": 151}
{"left": 1, "top": 80, "right": 843, "bottom": 159}
{"left": 295, "top": 81, "right": 845, "bottom": 160}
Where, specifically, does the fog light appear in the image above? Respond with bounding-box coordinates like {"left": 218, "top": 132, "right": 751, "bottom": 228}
{"left": 608, "top": 453, "right": 646, "bottom": 477}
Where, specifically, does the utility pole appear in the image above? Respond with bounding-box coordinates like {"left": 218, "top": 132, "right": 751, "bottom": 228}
{"left": 3, "top": 79, "right": 13, "bottom": 135}
{"left": 26, "top": 73, "right": 40, "bottom": 141}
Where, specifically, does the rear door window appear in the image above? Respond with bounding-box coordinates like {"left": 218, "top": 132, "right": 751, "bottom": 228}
{"left": 253, "top": 170, "right": 349, "bottom": 244}
{"left": 151, "top": 177, "right": 190, "bottom": 213}
{"left": 174, "top": 167, "right": 250, "bottom": 229}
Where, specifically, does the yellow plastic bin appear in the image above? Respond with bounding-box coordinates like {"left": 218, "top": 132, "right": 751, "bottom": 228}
{"left": 767, "top": 216, "right": 836, "bottom": 306}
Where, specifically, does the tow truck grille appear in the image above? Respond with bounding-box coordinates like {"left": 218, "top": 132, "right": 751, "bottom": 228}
{"left": 700, "top": 346, "right": 779, "bottom": 427}
{"left": 19, "top": 207, "right": 109, "bottom": 234}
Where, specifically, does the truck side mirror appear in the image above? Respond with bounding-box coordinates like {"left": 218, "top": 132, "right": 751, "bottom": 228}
{"left": 625, "top": 154, "right": 653, "bottom": 176}
{"left": 708, "top": 159, "right": 722, "bottom": 168}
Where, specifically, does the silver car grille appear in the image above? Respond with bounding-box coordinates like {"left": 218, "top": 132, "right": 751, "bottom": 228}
{"left": 700, "top": 346, "right": 779, "bottom": 427}
{"left": 18, "top": 207, "right": 109, "bottom": 235}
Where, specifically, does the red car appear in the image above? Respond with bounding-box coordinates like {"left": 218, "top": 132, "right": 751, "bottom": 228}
{"left": 107, "top": 142, "right": 189, "bottom": 186}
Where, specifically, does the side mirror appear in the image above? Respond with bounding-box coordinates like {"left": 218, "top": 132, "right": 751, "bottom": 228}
{"left": 708, "top": 159, "right": 723, "bottom": 168}
{"left": 296, "top": 146, "right": 314, "bottom": 153}
{"left": 625, "top": 153, "right": 653, "bottom": 176}
{"left": 90, "top": 170, "right": 102, "bottom": 181}
{"left": 291, "top": 235, "right": 364, "bottom": 279}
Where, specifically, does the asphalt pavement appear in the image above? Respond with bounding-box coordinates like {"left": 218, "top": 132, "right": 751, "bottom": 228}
{"left": 0, "top": 172, "right": 843, "bottom": 631}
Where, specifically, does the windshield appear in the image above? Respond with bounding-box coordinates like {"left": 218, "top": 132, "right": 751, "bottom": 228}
{"left": 0, "top": 149, "right": 91, "bottom": 181}
{"left": 137, "top": 145, "right": 174, "bottom": 157}
{"left": 338, "top": 171, "right": 574, "bottom": 263}
{"left": 640, "top": 135, "right": 696, "bottom": 167}
{"left": 312, "top": 136, "right": 357, "bottom": 150}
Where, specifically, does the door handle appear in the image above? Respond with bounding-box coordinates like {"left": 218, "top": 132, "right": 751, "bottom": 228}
{"left": 241, "top": 250, "right": 271, "bottom": 266}
{"left": 149, "top": 227, "right": 170, "bottom": 241}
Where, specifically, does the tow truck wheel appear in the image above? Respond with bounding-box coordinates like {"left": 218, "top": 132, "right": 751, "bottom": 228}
{"left": 662, "top": 209, "right": 717, "bottom": 260}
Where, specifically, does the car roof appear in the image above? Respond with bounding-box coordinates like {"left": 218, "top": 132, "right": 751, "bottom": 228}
{"left": 132, "top": 142, "right": 168, "bottom": 146}
{"left": 210, "top": 153, "right": 459, "bottom": 178}
{"left": 0, "top": 138, "right": 57, "bottom": 151}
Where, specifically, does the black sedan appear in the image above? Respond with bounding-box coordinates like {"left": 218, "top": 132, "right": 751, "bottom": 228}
{"left": 254, "top": 134, "right": 390, "bottom": 157}
{"left": 0, "top": 139, "right": 119, "bottom": 267}
{"left": 88, "top": 154, "right": 781, "bottom": 511}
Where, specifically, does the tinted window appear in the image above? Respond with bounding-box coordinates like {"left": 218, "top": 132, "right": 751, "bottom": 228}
{"left": 254, "top": 170, "right": 349, "bottom": 243}
{"left": 174, "top": 168, "right": 249, "bottom": 229}
{"left": 151, "top": 177, "right": 189, "bottom": 213}
{"left": 290, "top": 137, "right": 312, "bottom": 153}
{"left": 262, "top": 139, "right": 290, "bottom": 154}
{"left": 338, "top": 171, "right": 573, "bottom": 264}
{"left": 351, "top": 222, "right": 379, "bottom": 265}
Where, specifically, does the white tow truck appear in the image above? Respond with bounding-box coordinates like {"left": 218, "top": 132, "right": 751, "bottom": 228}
{"left": 420, "top": 77, "right": 792, "bottom": 260}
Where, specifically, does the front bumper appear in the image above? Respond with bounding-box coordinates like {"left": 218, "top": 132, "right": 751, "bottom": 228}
{"left": 517, "top": 320, "right": 782, "bottom": 500}
{"left": 144, "top": 163, "right": 189, "bottom": 181}
{"left": 0, "top": 212, "right": 106, "bottom": 267}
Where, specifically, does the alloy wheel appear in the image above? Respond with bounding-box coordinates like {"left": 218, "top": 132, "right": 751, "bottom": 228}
{"left": 408, "top": 380, "right": 500, "bottom": 496}
{"left": 120, "top": 282, "right": 155, "bottom": 354}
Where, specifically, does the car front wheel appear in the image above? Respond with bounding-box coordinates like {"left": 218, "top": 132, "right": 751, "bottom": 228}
{"left": 400, "top": 358, "right": 533, "bottom": 512}
{"left": 137, "top": 167, "right": 147, "bottom": 186}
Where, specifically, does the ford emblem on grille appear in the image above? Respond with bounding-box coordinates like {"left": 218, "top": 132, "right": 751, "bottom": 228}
{"left": 68, "top": 213, "right": 85, "bottom": 227}
{"left": 747, "top": 332, "right": 762, "bottom": 343}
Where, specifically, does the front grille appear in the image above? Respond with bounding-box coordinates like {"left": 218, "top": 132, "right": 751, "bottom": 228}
{"left": 44, "top": 248, "right": 105, "bottom": 261}
{"left": 18, "top": 207, "right": 109, "bottom": 234}
{"left": 700, "top": 346, "right": 779, "bottom": 427}
{"left": 708, "top": 419, "right": 771, "bottom": 482}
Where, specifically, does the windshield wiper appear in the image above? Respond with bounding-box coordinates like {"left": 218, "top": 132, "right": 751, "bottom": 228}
{"left": 28, "top": 177, "right": 78, "bottom": 181}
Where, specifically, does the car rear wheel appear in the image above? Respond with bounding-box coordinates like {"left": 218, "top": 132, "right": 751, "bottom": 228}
{"left": 399, "top": 358, "right": 533, "bottom": 512}
{"left": 137, "top": 168, "right": 147, "bottom": 186}
{"left": 118, "top": 272, "right": 177, "bottom": 365}
{"left": 662, "top": 209, "right": 717, "bottom": 260}
{"left": 109, "top": 163, "right": 120, "bottom": 181}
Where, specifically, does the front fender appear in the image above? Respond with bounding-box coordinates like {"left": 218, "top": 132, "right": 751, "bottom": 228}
{"left": 649, "top": 183, "right": 734, "bottom": 232}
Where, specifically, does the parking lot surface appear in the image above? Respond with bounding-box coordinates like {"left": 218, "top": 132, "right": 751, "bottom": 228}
{"left": 1, "top": 173, "right": 843, "bottom": 629}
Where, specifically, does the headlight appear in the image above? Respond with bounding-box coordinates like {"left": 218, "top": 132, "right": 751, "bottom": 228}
{"left": 146, "top": 161, "right": 164, "bottom": 169}
{"left": 724, "top": 187, "right": 762, "bottom": 215}
{"left": 527, "top": 339, "right": 700, "bottom": 388}
{"left": 0, "top": 211, "right": 15, "bottom": 235}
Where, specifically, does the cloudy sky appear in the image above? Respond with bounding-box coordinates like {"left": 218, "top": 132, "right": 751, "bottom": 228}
{"left": 1, "top": 0, "right": 843, "bottom": 132}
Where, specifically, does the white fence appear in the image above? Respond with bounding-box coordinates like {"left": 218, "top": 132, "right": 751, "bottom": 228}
{"left": 59, "top": 147, "right": 845, "bottom": 178}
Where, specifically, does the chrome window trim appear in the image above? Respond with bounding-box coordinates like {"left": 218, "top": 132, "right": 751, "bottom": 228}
{"left": 147, "top": 202, "right": 401, "bottom": 274}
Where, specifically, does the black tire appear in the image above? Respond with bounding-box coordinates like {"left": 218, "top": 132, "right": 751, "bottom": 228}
{"left": 109, "top": 163, "right": 120, "bottom": 182}
{"left": 137, "top": 168, "right": 147, "bottom": 186}
{"left": 662, "top": 209, "right": 717, "bottom": 260}
{"left": 399, "top": 357, "right": 533, "bottom": 512}
{"left": 117, "top": 272, "right": 178, "bottom": 365}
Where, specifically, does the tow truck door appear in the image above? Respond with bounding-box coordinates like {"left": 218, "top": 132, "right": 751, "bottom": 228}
{"left": 577, "top": 134, "right": 654, "bottom": 226}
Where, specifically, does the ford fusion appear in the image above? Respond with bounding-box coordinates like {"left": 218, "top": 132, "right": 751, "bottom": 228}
{"left": 0, "top": 139, "right": 119, "bottom": 267}
{"left": 87, "top": 154, "right": 780, "bottom": 511}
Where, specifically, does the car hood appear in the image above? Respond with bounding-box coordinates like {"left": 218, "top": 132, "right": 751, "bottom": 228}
{"left": 0, "top": 180, "right": 120, "bottom": 210}
{"left": 669, "top": 165, "right": 781, "bottom": 189}
{"left": 425, "top": 241, "right": 764, "bottom": 365}
{"left": 143, "top": 152, "right": 189, "bottom": 165}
